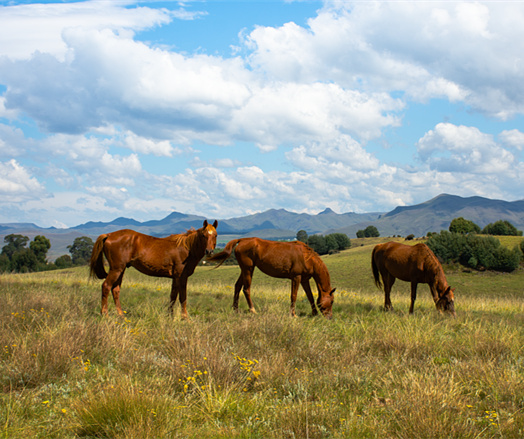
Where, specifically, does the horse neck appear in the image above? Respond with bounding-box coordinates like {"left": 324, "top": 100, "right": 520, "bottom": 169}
{"left": 170, "top": 230, "right": 204, "bottom": 258}
{"left": 310, "top": 256, "right": 331, "bottom": 293}
{"left": 426, "top": 254, "right": 449, "bottom": 295}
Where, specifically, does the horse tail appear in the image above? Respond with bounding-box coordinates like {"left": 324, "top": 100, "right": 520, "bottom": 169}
{"left": 89, "top": 234, "right": 108, "bottom": 279}
{"left": 371, "top": 245, "right": 383, "bottom": 289}
{"left": 207, "top": 238, "right": 242, "bottom": 268}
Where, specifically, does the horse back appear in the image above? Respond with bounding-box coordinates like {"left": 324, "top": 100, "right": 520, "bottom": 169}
{"left": 374, "top": 241, "right": 439, "bottom": 283}
{"left": 103, "top": 229, "right": 188, "bottom": 277}
{"left": 236, "top": 238, "right": 309, "bottom": 278}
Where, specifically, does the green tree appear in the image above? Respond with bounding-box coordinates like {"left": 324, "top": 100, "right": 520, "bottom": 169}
{"left": 30, "top": 235, "right": 51, "bottom": 264}
{"left": 449, "top": 217, "right": 481, "bottom": 234}
{"left": 325, "top": 234, "right": 338, "bottom": 253}
{"left": 307, "top": 235, "right": 328, "bottom": 255}
{"left": 482, "top": 220, "right": 522, "bottom": 236}
{"left": 330, "top": 233, "right": 351, "bottom": 250}
{"left": 0, "top": 253, "right": 10, "bottom": 272}
{"left": 296, "top": 230, "right": 308, "bottom": 243}
{"left": 68, "top": 236, "right": 94, "bottom": 265}
{"left": 1, "top": 234, "right": 30, "bottom": 259}
{"left": 55, "top": 254, "right": 73, "bottom": 269}
{"left": 357, "top": 226, "right": 380, "bottom": 238}
{"left": 426, "top": 231, "right": 521, "bottom": 272}
{"left": 10, "top": 248, "right": 38, "bottom": 273}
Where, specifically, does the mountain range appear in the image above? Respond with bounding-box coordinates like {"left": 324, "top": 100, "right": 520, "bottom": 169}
{"left": 1, "top": 194, "right": 523, "bottom": 260}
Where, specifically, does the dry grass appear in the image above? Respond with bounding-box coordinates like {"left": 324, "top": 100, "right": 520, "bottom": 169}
{"left": 1, "top": 241, "right": 524, "bottom": 438}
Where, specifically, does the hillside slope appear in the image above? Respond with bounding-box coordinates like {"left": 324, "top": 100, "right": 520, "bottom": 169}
{"left": 330, "top": 194, "right": 524, "bottom": 238}
{"left": 1, "top": 193, "right": 523, "bottom": 258}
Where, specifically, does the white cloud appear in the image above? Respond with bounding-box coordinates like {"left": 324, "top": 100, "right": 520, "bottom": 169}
{"left": 499, "top": 129, "right": 524, "bottom": 151}
{"left": 0, "top": 159, "right": 45, "bottom": 201}
{"left": 123, "top": 131, "right": 178, "bottom": 157}
{"left": 417, "top": 123, "right": 515, "bottom": 174}
{"left": 245, "top": 1, "right": 524, "bottom": 117}
{"left": 0, "top": 1, "right": 523, "bottom": 227}
{"left": 0, "top": 1, "right": 173, "bottom": 61}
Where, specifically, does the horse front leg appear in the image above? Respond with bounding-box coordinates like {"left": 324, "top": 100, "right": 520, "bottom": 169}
{"left": 290, "top": 276, "right": 301, "bottom": 317}
{"left": 233, "top": 275, "right": 242, "bottom": 312}
{"left": 301, "top": 278, "right": 318, "bottom": 316}
{"left": 178, "top": 277, "right": 189, "bottom": 319}
{"left": 409, "top": 282, "right": 418, "bottom": 314}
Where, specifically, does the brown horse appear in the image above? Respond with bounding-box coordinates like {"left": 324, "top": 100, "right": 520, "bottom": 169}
{"left": 89, "top": 220, "right": 218, "bottom": 318}
{"left": 208, "top": 237, "right": 336, "bottom": 318}
{"left": 371, "top": 241, "right": 456, "bottom": 316}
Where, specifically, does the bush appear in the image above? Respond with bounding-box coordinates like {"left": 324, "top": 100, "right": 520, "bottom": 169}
{"left": 307, "top": 235, "right": 328, "bottom": 255}
{"left": 426, "top": 231, "right": 521, "bottom": 272}
{"left": 481, "top": 220, "right": 523, "bottom": 236}
{"left": 308, "top": 233, "right": 350, "bottom": 255}
{"left": 449, "top": 217, "right": 481, "bottom": 234}
{"left": 356, "top": 225, "right": 380, "bottom": 238}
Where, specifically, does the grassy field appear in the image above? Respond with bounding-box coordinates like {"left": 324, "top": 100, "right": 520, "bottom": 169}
{"left": 1, "top": 237, "right": 524, "bottom": 438}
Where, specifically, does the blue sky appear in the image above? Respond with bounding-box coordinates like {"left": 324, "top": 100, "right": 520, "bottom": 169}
{"left": 0, "top": 0, "right": 523, "bottom": 228}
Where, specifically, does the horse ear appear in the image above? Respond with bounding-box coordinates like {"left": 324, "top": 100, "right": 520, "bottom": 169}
{"left": 203, "top": 220, "right": 208, "bottom": 227}
{"left": 213, "top": 220, "right": 218, "bottom": 229}
{"left": 330, "top": 288, "right": 336, "bottom": 296}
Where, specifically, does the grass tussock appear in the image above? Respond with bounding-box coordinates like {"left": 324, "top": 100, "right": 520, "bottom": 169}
{"left": 1, "top": 241, "right": 524, "bottom": 438}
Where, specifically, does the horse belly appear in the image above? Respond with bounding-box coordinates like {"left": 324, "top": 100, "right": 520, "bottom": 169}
{"left": 130, "top": 258, "right": 173, "bottom": 278}
{"left": 256, "top": 260, "right": 296, "bottom": 279}
{"left": 385, "top": 260, "right": 424, "bottom": 284}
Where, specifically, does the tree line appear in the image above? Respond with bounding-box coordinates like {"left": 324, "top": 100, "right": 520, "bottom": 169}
{"left": 427, "top": 218, "right": 524, "bottom": 273}
{"left": 296, "top": 230, "right": 351, "bottom": 255}
{"left": 0, "top": 234, "right": 94, "bottom": 274}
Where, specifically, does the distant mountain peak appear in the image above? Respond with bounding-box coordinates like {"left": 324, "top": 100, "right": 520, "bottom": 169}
{"left": 164, "top": 211, "right": 189, "bottom": 220}
{"left": 319, "top": 208, "right": 336, "bottom": 215}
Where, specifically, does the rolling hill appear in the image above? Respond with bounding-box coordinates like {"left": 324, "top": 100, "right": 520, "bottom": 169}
{"left": 1, "top": 193, "right": 523, "bottom": 260}
{"left": 329, "top": 194, "right": 524, "bottom": 238}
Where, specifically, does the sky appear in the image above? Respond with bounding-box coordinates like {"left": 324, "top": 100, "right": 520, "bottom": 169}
{"left": 0, "top": 0, "right": 523, "bottom": 228}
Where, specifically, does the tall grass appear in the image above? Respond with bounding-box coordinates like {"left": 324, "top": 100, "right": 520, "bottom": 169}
{"left": 1, "top": 240, "right": 524, "bottom": 438}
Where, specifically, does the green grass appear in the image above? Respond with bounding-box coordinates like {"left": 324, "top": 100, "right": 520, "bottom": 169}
{"left": 1, "top": 238, "right": 524, "bottom": 438}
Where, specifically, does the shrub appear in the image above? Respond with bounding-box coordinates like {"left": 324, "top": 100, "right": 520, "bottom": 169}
{"left": 356, "top": 225, "right": 380, "bottom": 238}
{"left": 449, "top": 217, "right": 481, "bottom": 234}
{"left": 426, "top": 231, "right": 521, "bottom": 272}
{"left": 481, "top": 220, "right": 522, "bottom": 236}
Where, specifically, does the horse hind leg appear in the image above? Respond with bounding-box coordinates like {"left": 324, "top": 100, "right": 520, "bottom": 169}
{"left": 383, "top": 272, "right": 395, "bottom": 312}
{"left": 409, "top": 282, "right": 418, "bottom": 314}
{"left": 101, "top": 268, "right": 125, "bottom": 316}
{"left": 241, "top": 268, "right": 256, "bottom": 314}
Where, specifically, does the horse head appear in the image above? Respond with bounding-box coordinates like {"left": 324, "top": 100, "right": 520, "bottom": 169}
{"left": 436, "top": 286, "right": 456, "bottom": 317}
{"left": 317, "top": 288, "right": 336, "bottom": 319}
{"left": 201, "top": 220, "right": 218, "bottom": 256}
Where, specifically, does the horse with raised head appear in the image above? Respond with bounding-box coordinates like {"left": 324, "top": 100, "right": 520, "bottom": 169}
{"left": 89, "top": 220, "right": 218, "bottom": 318}
{"left": 208, "top": 237, "right": 336, "bottom": 318}
{"left": 371, "top": 241, "right": 456, "bottom": 316}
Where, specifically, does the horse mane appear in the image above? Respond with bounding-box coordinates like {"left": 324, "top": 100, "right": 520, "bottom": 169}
{"left": 298, "top": 241, "right": 328, "bottom": 272}
{"left": 166, "top": 228, "right": 200, "bottom": 251}
{"left": 419, "top": 243, "right": 444, "bottom": 275}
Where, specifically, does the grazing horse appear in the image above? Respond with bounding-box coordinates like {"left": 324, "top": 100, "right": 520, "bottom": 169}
{"left": 208, "top": 237, "right": 336, "bottom": 318}
{"left": 371, "top": 241, "right": 456, "bottom": 316}
{"left": 89, "top": 220, "right": 218, "bottom": 318}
